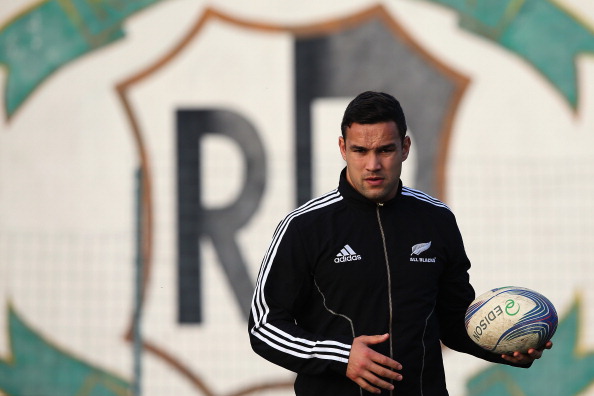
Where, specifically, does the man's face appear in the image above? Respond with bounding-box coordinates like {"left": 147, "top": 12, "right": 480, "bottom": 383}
{"left": 339, "top": 121, "right": 411, "bottom": 203}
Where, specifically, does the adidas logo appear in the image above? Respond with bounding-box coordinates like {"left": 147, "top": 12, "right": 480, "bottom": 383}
{"left": 334, "top": 244, "right": 362, "bottom": 263}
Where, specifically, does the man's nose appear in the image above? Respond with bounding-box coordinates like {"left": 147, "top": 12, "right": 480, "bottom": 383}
{"left": 365, "top": 153, "right": 381, "bottom": 171}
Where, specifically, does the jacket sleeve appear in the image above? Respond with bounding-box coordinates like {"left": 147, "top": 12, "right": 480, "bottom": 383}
{"left": 248, "top": 216, "right": 352, "bottom": 375}
{"left": 436, "top": 212, "right": 531, "bottom": 368}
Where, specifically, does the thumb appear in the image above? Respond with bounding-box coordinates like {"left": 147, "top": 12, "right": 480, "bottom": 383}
{"left": 358, "top": 333, "right": 390, "bottom": 346}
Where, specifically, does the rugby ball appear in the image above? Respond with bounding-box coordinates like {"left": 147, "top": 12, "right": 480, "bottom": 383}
{"left": 465, "top": 286, "right": 558, "bottom": 354}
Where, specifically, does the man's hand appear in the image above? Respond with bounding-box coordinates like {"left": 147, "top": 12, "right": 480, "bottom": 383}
{"left": 501, "top": 341, "right": 553, "bottom": 365}
{"left": 346, "top": 333, "right": 403, "bottom": 394}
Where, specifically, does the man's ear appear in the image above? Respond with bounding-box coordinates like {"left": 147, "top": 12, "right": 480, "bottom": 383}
{"left": 339, "top": 136, "right": 347, "bottom": 161}
{"left": 402, "top": 136, "right": 411, "bottom": 161}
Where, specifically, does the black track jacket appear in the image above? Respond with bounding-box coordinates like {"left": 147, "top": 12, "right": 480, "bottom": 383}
{"left": 249, "top": 169, "right": 526, "bottom": 395}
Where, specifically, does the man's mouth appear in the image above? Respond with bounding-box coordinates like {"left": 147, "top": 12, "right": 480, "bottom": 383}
{"left": 365, "top": 177, "right": 384, "bottom": 186}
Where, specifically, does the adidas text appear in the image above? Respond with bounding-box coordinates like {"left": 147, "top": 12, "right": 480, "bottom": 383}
{"left": 334, "top": 254, "right": 362, "bottom": 263}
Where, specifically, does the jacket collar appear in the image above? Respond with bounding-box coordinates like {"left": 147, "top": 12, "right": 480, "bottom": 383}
{"left": 338, "top": 168, "right": 402, "bottom": 209}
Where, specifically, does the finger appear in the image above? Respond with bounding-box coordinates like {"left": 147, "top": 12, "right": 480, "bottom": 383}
{"left": 359, "top": 333, "right": 390, "bottom": 346}
{"left": 353, "top": 377, "right": 383, "bottom": 394}
{"left": 500, "top": 353, "right": 517, "bottom": 363}
{"left": 355, "top": 381, "right": 380, "bottom": 394}
{"left": 361, "top": 371, "right": 395, "bottom": 393}
{"left": 368, "top": 350, "right": 403, "bottom": 371}
{"left": 535, "top": 341, "right": 553, "bottom": 352}
{"left": 500, "top": 352, "right": 525, "bottom": 364}
{"left": 532, "top": 341, "right": 553, "bottom": 353}
{"left": 369, "top": 363, "right": 403, "bottom": 382}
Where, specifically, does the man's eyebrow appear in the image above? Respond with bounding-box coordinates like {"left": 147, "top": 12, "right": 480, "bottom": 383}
{"left": 348, "top": 143, "right": 397, "bottom": 151}
{"left": 378, "top": 143, "right": 397, "bottom": 150}
{"left": 349, "top": 144, "right": 368, "bottom": 150}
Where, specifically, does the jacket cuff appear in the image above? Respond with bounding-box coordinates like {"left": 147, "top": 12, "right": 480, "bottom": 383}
{"left": 329, "top": 335, "right": 354, "bottom": 375}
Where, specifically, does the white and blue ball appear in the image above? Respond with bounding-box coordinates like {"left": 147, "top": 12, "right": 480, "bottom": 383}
{"left": 465, "top": 286, "right": 558, "bottom": 354}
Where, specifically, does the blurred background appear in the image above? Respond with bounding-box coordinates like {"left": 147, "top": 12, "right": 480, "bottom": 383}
{"left": 1, "top": 0, "right": 593, "bottom": 395}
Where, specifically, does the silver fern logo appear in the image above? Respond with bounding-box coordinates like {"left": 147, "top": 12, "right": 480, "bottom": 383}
{"left": 411, "top": 241, "right": 431, "bottom": 255}
{"left": 410, "top": 241, "right": 436, "bottom": 263}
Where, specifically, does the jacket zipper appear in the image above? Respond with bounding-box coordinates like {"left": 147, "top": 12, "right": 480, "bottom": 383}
{"left": 376, "top": 203, "right": 394, "bottom": 395}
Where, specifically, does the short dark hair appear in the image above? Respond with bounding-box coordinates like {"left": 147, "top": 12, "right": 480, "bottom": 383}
{"left": 340, "top": 91, "right": 407, "bottom": 142}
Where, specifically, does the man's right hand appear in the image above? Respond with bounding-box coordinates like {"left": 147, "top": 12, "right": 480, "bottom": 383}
{"left": 346, "top": 333, "right": 403, "bottom": 394}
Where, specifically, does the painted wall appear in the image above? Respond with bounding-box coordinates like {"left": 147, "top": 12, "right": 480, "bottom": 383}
{"left": 1, "top": 1, "right": 594, "bottom": 395}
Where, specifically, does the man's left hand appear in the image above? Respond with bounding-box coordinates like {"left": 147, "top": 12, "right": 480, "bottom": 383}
{"left": 501, "top": 341, "right": 553, "bottom": 365}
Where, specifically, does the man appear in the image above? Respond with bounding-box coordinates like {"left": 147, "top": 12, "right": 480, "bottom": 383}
{"left": 248, "top": 91, "right": 551, "bottom": 395}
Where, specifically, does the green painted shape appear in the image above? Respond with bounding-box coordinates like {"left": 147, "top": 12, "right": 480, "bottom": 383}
{"left": 0, "top": 0, "right": 164, "bottom": 118}
{"left": 467, "top": 298, "right": 594, "bottom": 396}
{"left": 0, "top": 1, "right": 88, "bottom": 117}
{"left": 0, "top": 306, "right": 130, "bottom": 396}
{"left": 425, "top": 0, "right": 594, "bottom": 109}
{"left": 434, "top": 0, "right": 518, "bottom": 32}
{"left": 64, "top": 0, "right": 162, "bottom": 37}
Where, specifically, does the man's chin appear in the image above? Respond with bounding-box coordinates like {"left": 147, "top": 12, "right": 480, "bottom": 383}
{"left": 362, "top": 191, "right": 386, "bottom": 203}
